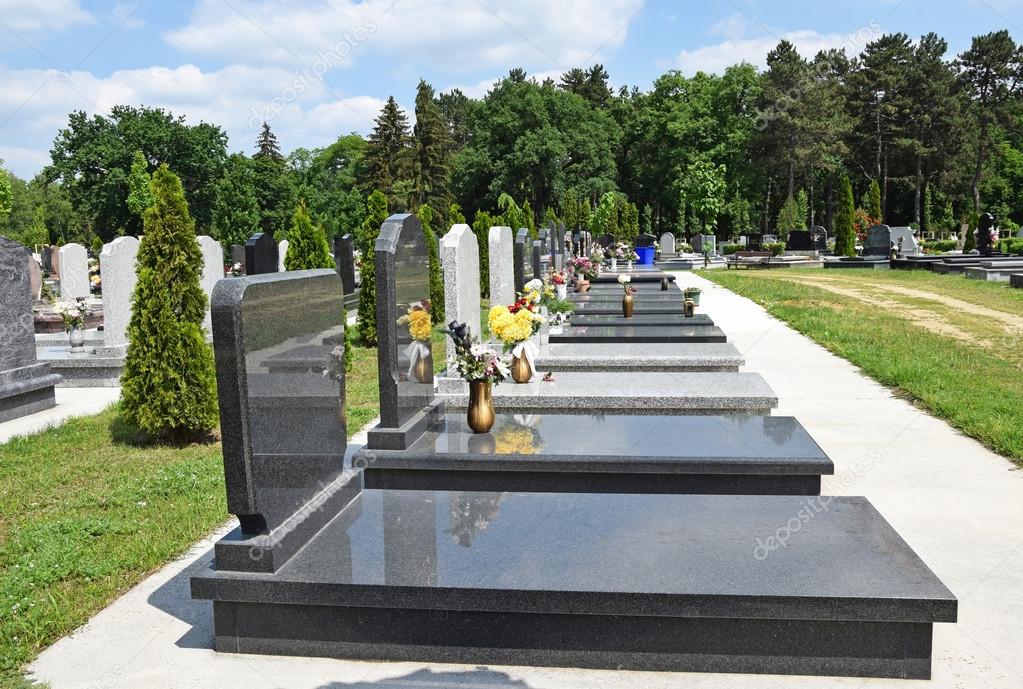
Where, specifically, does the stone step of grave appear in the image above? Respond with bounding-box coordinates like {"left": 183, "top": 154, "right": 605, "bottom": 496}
{"left": 549, "top": 324, "right": 726, "bottom": 343}
{"left": 357, "top": 413, "right": 830, "bottom": 495}
{"left": 761, "top": 258, "right": 825, "bottom": 269}
{"left": 570, "top": 313, "right": 713, "bottom": 327}
{"left": 657, "top": 257, "right": 728, "bottom": 270}
{"left": 963, "top": 264, "right": 1023, "bottom": 281}
{"left": 436, "top": 371, "right": 776, "bottom": 415}
{"left": 591, "top": 270, "right": 675, "bottom": 283}
{"left": 191, "top": 488, "right": 956, "bottom": 679}
{"left": 824, "top": 257, "right": 891, "bottom": 270}
{"left": 35, "top": 347, "right": 125, "bottom": 387}
{"left": 570, "top": 289, "right": 683, "bottom": 302}
{"left": 1011, "top": 273, "right": 1023, "bottom": 288}
{"left": 0, "top": 363, "right": 62, "bottom": 423}
{"left": 569, "top": 301, "right": 685, "bottom": 314}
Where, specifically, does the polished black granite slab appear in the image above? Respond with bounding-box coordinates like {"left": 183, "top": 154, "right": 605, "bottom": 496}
{"left": 550, "top": 324, "right": 726, "bottom": 343}
{"left": 571, "top": 313, "right": 713, "bottom": 327}
{"left": 358, "top": 413, "right": 831, "bottom": 495}
{"left": 592, "top": 270, "right": 675, "bottom": 283}
{"left": 570, "top": 290, "right": 682, "bottom": 302}
{"left": 193, "top": 489, "right": 955, "bottom": 678}
{"left": 568, "top": 301, "right": 685, "bottom": 314}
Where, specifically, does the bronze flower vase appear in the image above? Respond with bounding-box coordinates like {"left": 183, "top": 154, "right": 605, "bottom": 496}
{"left": 684, "top": 299, "right": 695, "bottom": 318}
{"left": 575, "top": 279, "right": 590, "bottom": 293}
{"left": 413, "top": 350, "right": 433, "bottom": 384}
{"left": 622, "top": 294, "right": 634, "bottom": 318}
{"left": 511, "top": 353, "right": 533, "bottom": 383}
{"left": 467, "top": 380, "right": 495, "bottom": 433}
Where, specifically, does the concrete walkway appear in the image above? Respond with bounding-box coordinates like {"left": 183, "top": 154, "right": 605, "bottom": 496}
{"left": 0, "top": 387, "right": 121, "bottom": 444}
{"left": 28, "top": 273, "right": 1023, "bottom": 688}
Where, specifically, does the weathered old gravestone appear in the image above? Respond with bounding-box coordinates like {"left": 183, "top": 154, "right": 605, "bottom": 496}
{"left": 197, "top": 235, "right": 222, "bottom": 335}
{"left": 888, "top": 227, "right": 920, "bottom": 257}
{"left": 368, "top": 214, "right": 434, "bottom": 450}
{"left": 488, "top": 226, "right": 514, "bottom": 308}
{"left": 761, "top": 234, "right": 778, "bottom": 245}
{"left": 58, "top": 242, "right": 89, "bottom": 299}
{"left": 786, "top": 230, "right": 812, "bottom": 251}
{"left": 27, "top": 254, "right": 42, "bottom": 301}
{"left": 98, "top": 236, "right": 140, "bottom": 350}
{"left": 660, "top": 232, "right": 676, "bottom": 255}
{"left": 441, "top": 224, "right": 481, "bottom": 369}
{"left": 277, "top": 239, "right": 289, "bottom": 271}
{"left": 49, "top": 244, "right": 60, "bottom": 276}
{"left": 863, "top": 225, "right": 892, "bottom": 257}
{"left": 1, "top": 236, "right": 61, "bottom": 422}
{"left": 977, "top": 213, "right": 996, "bottom": 256}
{"left": 334, "top": 233, "right": 357, "bottom": 293}
{"left": 532, "top": 239, "right": 543, "bottom": 280}
{"left": 809, "top": 226, "right": 828, "bottom": 252}
{"left": 209, "top": 268, "right": 349, "bottom": 564}
{"left": 230, "top": 244, "right": 246, "bottom": 273}
{"left": 245, "top": 232, "right": 279, "bottom": 275}
{"left": 513, "top": 228, "right": 528, "bottom": 292}
{"left": 635, "top": 233, "right": 656, "bottom": 247}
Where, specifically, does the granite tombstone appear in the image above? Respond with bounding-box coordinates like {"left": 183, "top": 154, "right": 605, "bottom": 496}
{"left": 26, "top": 254, "right": 42, "bottom": 301}
{"left": 659, "top": 233, "right": 676, "bottom": 255}
{"left": 513, "top": 228, "right": 528, "bottom": 292}
{"left": 809, "top": 226, "right": 827, "bottom": 252}
{"left": 635, "top": 233, "right": 656, "bottom": 247}
{"left": 58, "top": 242, "right": 89, "bottom": 299}
{"left": 532, "top": 239, "right": 543, "bottom": 280}
{"left": 277, "top": 239, "right": 289, "bottom": 271}
{"left": 441, "top": 224, "right": 481, "bottom": 369}
{"left": 976, "top": 213, "right": 996, "bottom": 256}
{"left": 197, "top": 235, "right": 223, "bottom": 335}
{"left": 889, "top": 227, "right": 920, "bottom": 257}
{"left": 488, "top": 226, "right": 515, "bottom": 308}
{"left": 231, "top": 244, "right": 246, "bottom": 273}
{"left": 785, "top": 230, "right": 812, "bottom": 251}
{"left": 863, "top": 225, "right": 892, "bottom": 257}
{"left": 245, "top": 232, "right": 279, "bottom": 275}
{"left": 334, "top": 233, "right": 357, "bottom": 293}
{"left": 99, "top": 236, "right": 140, "bottom": 350}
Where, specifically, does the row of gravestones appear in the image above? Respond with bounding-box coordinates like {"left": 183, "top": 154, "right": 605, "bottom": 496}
{"left": 230, "top": 232, "right": 360, "bottom": 294}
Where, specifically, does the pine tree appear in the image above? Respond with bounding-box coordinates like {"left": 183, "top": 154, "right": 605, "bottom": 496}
{"left": 362, "top": 96, "right": 411, "bottom": 209}
{"left": 775, "top": 194, "right": 802, "bottom": 239}
{"left": 126, "top": 150, "right": 154, "bottom": 220}
{"left": 833, "top": 176, "right": 856, "bottom": 257}
{"left": 543, "top": 206, "right": 557, "bottom": 229}
{"left": 411, "top": 80, "right": 452, "bottom": 219}
{"left": 419, "top": 204, "right": 444, "bottom": 324}
{"left": 561, "top": 188, "right": 578, "bottom": 230}
{"left": 284, "top": 201, "right": 333, "bottom": 270}
{"left": 254, "top": 122, "right": 283, "bottom": 162}
{"left": 864, "top": 179, "right": 882, "bottom": 222}
{"left": 472, "top": 210, "right": 493, "bottom": 299}
{"left": 795, "top": 190, "right": 809, "bottom": 229}
{"left": 642, "top": 205, "right": 653, "bottom": 235}
{"left": 356, "top": 190, "right": 388, "bottom": 345}
{"left": 577, "top": 198, "right": 592, "bottom": 235}
{"left": 120, "top": 165, "right": 218, "bottom": 443}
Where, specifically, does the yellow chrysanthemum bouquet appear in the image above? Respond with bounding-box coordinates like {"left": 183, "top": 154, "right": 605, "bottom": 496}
{"left": 396, "top": 300, "right": 433, "bottom": 382}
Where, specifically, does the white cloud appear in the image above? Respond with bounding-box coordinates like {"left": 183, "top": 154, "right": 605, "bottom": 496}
{"left": 164, "top": 0, "right": 645, "bottom": 72}
{"left": 0, "top": 63, "right": 386, "bottom": 178}
{"left": 676, "top": 12, "right": 884, "bottom": 75}
{"left": 0, "top": 0, "right": 93, "bottom": 32}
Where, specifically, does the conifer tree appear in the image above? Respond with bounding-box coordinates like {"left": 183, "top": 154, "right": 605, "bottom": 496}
{"left": 411, "top": 80, "right": 452, "bottom": 219}
{"left": 120, "top": 165, "right": 217, "bottom": 443}
{"left": 543, "top": 206, "right": 557, "bottom": 229}
{"left": 362, "top": 96, "right": 411, "bottom": 209}
{"left": 521, "top": 199, "right": 537, "bottom": 238}
{"left": 833, "top": 176, "right": 856, "bottom": 257}
{"left": 356, "top": 190, "right": 388, "bottom": 345}
{"left": 283, "top": 201, "right": 333, "bottom": 270}
{"left": 449, "top": 202, "right": 466, "bottom": 224}
{"left": 472, "top": 210, "right": 493, "bottom": 299}
{"left": 419, "top": 204, "right": 444, "bottom": 324}
{"left": 577, "top": 197, "right": 591, "bottom": 235}
{"left": 561, "top": 189, "right": 578, "bottom": 230}
{"left": 775, "top": 194, "right": 802, "bottom": 240}
{"left": 864, "top": 179, "right": 882, "bottom": 222}
{"left": 212, "top": 156, "right": 261, "bottom": 254}
{"left": 254, "top": 122, "right": 283, "bottom": 162}
{"left": 126, "top": 150, "right": 154, "bottom": 220}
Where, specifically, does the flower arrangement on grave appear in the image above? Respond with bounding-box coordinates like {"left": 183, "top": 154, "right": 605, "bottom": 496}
{"left": 53, "top": 297, "right": 92, "bottom": 352}
{"left": 397, "top": 300, "right": 434, "bottom": 383}
{"left": 549, "top": 270, "right": 569, "bottom": 303}
{"left": 618, "top": 274, "right": 636, "bottom": 318}
{"left": 227, "top": 262, "right": 243, "bottom": 277}
{"left": 88, "top": 257, "right": 101, "bottom": 294}
{"left": 566, "top": 256, "right": 597, "bottom": 291}
{"left": 974, "top": 225, "right": 999, "bottom": 246}
{"left": 489, "top": 293, "right": 544, "bottom": 384}
{"left": 446, "top": 321, "right": 509, "bottom": 433}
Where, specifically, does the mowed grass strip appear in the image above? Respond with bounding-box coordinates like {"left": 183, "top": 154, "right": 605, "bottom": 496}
{"left": 0, "top": 337, "right": 392, "bottom": 689}
{"left": 706, "top": 270, "right": 1023, "bottom": 464}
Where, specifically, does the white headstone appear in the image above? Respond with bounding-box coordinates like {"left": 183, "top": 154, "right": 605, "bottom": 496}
{"left": 99, "top": 237, "right": 140, "bottom": 349}
{"left": 441, "top": 224, "right": 482, "bottom": 369}
{"left": 27, "top": 254, "right": 42, "bottom": 300}
{"left": 659, "top": 232, "right": 676, "bottom": 255}
{"left": 197, "top": 235, "right": 223, "bottom": 335}
{"left": 889, "top": 227, "right": 921, "bottom": 256}
{"left": 58, "top": 242, "right": 89, "bottom": 300}
{"left": 278, "top": 239, "right": 289, "bottom": 271}
{"left": 488, "top": 226, "right": 514, "bottom": 308}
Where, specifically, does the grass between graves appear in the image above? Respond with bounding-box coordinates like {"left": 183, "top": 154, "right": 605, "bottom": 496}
{"left": 0, "top": 331, "right": 423, "bottom": 689}
{"left": 705, "top": 269, "right": 1023, "bottom": 464}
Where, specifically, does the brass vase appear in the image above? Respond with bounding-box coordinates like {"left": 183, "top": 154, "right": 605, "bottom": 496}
{"left": 511, "top": 353, "right": 533, "bottom": 383}
{"left": 684, "top": 299, "right": 695, "bottom": 318}
{"left": 413, "top": 350, "right": 433, "bottom": 384}
{"left": 622, "top": 293, "right": 634, "bottom": 318}
{"left": 575, "top": 279, "right": 591, "bottom": 293}
{"left": 467, "top": 380, "right": 495, "bottom": 433}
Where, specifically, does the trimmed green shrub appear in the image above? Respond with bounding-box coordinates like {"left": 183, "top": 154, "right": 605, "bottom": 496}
{"left": 997, "top": 237, "right": 1023, "bottom": 255}
{"left": 283, "top": 201, "right": 332, "bottom": 270}
{"left": 120, "top": 165, "right": 218, "bottom": 443}
{"left": 921, "top": 239, "right": 958, "bottom": 254}
{"left": 765, "top": 242, "right": 785, "bottom": 256}
{"left": 356, "top": 190, "right": 388, "bottom": 346}
{"left": 722, "top": 243, "right": 742, "bottom": 255}
{"left": 833, "top": 176, "right": 856, "bottom": 257}
{"left": 419, "top": 204, "right": 444, "bottom": 324}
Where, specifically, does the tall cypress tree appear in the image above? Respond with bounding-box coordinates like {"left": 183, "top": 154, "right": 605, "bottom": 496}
{"left": 126, "top": 150, "right": 154, "bottom": 222}
{"left": 120, "top": 165, "right": 217, "bottom": 443}
{"left": 472, "top": 210, "right": 493, "bottom": 300}
{"left": 412, "top": 80, "right": 452, "bottom": 221}
{"left": 283, "top": 200, "right": 333, "bottom": 270}
{"left": 362, "top": 97, "right": 411, "bottom": 210}
{"left": 834, "top": 176, "right": 856, "bottom": 257}
{"left": 356, "top": 190, "right": 389, "bottom": 345}
{"left": 864, "top": 179, "right": 882, "bottom": 222}
{"left": 419, "top": 204, "right": 444, "bottom": 324}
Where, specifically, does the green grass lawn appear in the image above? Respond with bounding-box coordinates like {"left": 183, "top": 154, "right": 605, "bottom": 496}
{"left": 0, "top": 332, "right": 407, "bottom": 689}
{"left": 705, "top": 269, "right": 1023, "bottom": 463}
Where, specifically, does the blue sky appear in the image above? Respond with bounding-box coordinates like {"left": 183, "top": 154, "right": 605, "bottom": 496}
{"left": 1, "top": 0, "right": 1021, "bottom": 178}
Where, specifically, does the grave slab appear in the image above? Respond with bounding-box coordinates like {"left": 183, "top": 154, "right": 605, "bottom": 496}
{"left": 591, "top": 268, "right": 675, "bottom": 283}
{"left": 1011, "top": 273, "right": 1023, "bottom": 288}
{"left": 437, "top": 371, "right": 775, "bottom": 414}
{"left": 569, "top": 300, "right": 684, "bottom": 314}
{"left": 358, "top": 413, "right": 830, "bottom": 495}
{"left": 191, "top": 489, "right": 955, "bottom": 678}
{"left": 536, "top": 342, "right": 743, "bottom": 371}
{"left": 549, "top": 324, "right": 726, "bottom": 343}
{"left": 569, "top": 288, "right": 682, "bottom": 302}
{"left": 570, "top": 313, "right": 713, "bottom": 327}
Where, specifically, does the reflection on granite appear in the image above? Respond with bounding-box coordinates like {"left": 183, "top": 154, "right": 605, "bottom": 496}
{"left": 445, "top": 492, "right": 505, "bottom": 547}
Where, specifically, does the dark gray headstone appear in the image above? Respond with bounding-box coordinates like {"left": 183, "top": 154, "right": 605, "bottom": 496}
{"left": 334, "top": 233, "right": 356, "bottom": 294}
{"left": 786, "top": 230, "right": 812, "bottom": 251}
{"left": 513, "top": 228, "right": 528, "bottom": 292}
{"left": 692, "top": 234, "right": 716, "bottom": 255}
{"left": 977, "top": 213, "right": 996, "bottom": 256}
{"left": 245, "top": 233, "right": 278, "bottom": 275}
{"left": 572, "top": 231, "right": 582, "bottom": 256}
{"left": 1, "top": 236, "right": 60, "bottom": 422}
{"left": 556, "top": 222, "right": 566, "bottom": 257}
{"left": 210, "top": 269, "right": 351, "bottom": 568}
{"left": 41, "top": 246, "right": 52, "bottom": 272}
{"left": 863, "top": 225, "right": 892, "bottom": 257}
{"left": 635, "top": 233, "right": 656, "bottom": 248}
{"left": 596, "top": 233, "right": 614, "bottom": 248}
{"left": 231, "top": 244, "right": 246, "bottom": 273}
{"left": 809, "top": 226, "right": 827, "bottom": 252}
{"left": 532, "top": 240, "right": 543, "bottom": 280}
{"left": 373, "top": 214, "right": 433, "bottom": 433}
